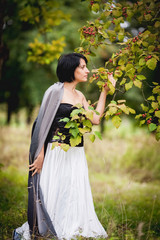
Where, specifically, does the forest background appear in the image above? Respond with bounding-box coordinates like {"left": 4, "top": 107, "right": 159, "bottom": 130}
{"left": 0, "top": 0, "right": 160, "bottom": 239}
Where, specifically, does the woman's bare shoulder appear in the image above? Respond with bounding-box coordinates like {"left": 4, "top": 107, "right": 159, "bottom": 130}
{"left": 76, "top": 90, "right": 88, "bottom": 106}
{"left": 75, "top": 89, "right": 85, "bottom": 99}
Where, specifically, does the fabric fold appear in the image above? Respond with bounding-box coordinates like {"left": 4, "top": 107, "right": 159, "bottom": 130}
{"left": 27, "top": 82, "right": 64, "bottom": 238}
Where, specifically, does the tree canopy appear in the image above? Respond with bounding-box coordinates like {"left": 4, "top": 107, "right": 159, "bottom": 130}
{"left": 75, "top": 0, "right": 160, "bottom": 141}
{"left": 0, "top": 0, "right": 92, "bottom": 123}
{"left": 0, "top": 0, "right": 159, "bottom": 142}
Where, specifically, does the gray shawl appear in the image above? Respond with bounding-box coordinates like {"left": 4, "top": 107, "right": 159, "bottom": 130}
{"left": 28, "top": 82, "right": 64, "bottom": 238}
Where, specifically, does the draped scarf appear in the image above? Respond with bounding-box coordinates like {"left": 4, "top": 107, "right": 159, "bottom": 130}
{"left": 27, "top": 82, "right": 64, "bottom": 238}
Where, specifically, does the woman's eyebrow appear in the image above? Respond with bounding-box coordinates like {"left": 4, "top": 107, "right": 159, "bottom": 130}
{"left": 79, "top": 64, "right": 86, "bottom": 67}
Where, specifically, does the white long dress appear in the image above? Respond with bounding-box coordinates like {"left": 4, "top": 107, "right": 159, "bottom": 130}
{"left": 39, "top": 144, "right": 107, "bottom": 239}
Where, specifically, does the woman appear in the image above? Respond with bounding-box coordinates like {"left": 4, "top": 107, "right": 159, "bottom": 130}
{"left": 13, "top": 53, "right": 115, "bottom": 240}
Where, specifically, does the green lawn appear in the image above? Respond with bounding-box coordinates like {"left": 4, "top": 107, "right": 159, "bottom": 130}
{"left": 0, "top": 119, "right": 160, "bottom": 240}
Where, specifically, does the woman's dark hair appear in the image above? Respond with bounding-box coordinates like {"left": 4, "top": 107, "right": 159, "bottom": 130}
{"left": 56, "top": 53, "right": 88, "bottom": 83}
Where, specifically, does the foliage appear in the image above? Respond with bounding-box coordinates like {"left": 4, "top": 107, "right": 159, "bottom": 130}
{"left": 0, "top": 0, "right": 92, "bottom": 123}
{"left": 52, "top": 103, "right": 102, "bottom": 150}
{"left": 76, "top": 0, "right": 160, "bottom": 140}
{"left": 18, "top": 0, "right": 71, "bottom": 64}
{"left": 27, "top": 37, "right": 66, "bottom": 64}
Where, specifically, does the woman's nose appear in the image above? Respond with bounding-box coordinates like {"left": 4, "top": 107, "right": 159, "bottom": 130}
{"left": 86, "top": 68, "right": 90, "bottom": 73}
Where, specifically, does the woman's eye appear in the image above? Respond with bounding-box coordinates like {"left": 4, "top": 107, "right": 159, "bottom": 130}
{"left": 79, "top": 65, "right": 86, "bottom": 69}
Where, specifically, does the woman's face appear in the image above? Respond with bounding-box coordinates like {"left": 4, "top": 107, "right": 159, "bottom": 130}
{"left": 74, "top": 58, "right": 90, "bottom": 83}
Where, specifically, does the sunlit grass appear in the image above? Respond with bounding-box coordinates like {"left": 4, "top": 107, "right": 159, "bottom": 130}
{"left": 0, "top": 118, "right": 160, "bottom": 239}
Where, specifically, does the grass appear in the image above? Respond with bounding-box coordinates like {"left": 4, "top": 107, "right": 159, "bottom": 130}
{"left": 0, "top": 118, "right": 160, "bottom": 240}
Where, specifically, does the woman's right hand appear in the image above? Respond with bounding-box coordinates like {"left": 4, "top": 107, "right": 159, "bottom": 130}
{"left": 108, "top": 73, "right": 116, "bottom": 87}
{"left": 103, "top": 73, "right": 116, "bottom": 92}
{"left": 29, "top": 154, "right": 44, "bottom": 176}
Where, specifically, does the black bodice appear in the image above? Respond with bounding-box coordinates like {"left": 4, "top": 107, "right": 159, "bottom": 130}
{"left": 46, "top": 103, "right": 83, "bottom": 147}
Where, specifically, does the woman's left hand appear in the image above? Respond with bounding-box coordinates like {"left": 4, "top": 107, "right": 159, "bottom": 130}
{"left": 29, "top": 154, "right": 44, "bottom": 176}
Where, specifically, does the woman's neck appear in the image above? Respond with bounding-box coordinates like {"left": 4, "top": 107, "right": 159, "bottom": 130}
{"left": 64, "top": 81, "right": 77, "bottom": 92}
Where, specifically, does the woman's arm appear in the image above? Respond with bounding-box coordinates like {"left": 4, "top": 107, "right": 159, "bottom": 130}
{"left": 29, "top": 145, "right": 44, "bottom": 176}
{"left": 83, "top": 74, "right": 116, "bottom": 125}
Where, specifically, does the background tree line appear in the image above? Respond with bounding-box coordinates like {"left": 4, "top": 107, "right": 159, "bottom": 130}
{"left": 0, "top": 0, "right": 159, "bottom": 136}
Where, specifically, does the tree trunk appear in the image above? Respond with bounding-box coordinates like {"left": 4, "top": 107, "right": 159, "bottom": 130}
{"left": 26, "top": 105, "right": 34, "bottom": 124}
{"left": 7, "top": 102, "right": 12, "bottom": 124}
{"left": 0, "top": 0, "right": 5, "bottom": 79}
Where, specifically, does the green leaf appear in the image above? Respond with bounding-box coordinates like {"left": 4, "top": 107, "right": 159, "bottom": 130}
{"left": 88, "top": 106, "right": 94, "bottom": 111}
{"left": 78, "top": 127, "right": 91, "bottom": 134}
{"left": 143, "top": 30, "right": 150, "bottom": 39}
{"left": 148, "top": 46, "right": 155, "bottom": 52}
{"left": 70, "top": 109, "right": 82, "bottom": 117}
{"left": 82, "top": 119, "right": 92, "bottom": 128}
{"left": 94, "top": 131, "right": 102, "bottom": 140}
{"left": 119, "top": 104, "right": 129, "bottom": 114}
{"left": 60, "top": 144, "right": 70, "bottom": 152}
{"left": 134, "top": 80, "right": 142, "bottom": 88}
{"left": 118, "top": 32, "right": 124, "bottom": 42}
{"left": 142, "top": 41, "right": 148, "bottom": 47}
{"left": 86, "top": 111, "right": 93, "bottom": 120}
{"left": 71, "top": 114, "right": 80, "bottom": 121}
{"left": 155, "top": 21, "right": 160, "bottom": 28}
{"left": 75, "top": 103, "right": 83, "bottom": 108}
{"left": 57, "top": 132, "right": 62, "bottom": 136}
{"left": 70, "top": 135, "right": 82, "bottom": 147}
{"left": 109, "top": 106, "right": 117, "bottom": 115}
{"left": 141, "top": 104, "right": 149, "bottom": 112}
{"left": 112, "top": 9, "right": 122, "bottom": 17}
{"left": 148, "top": 123, "right": 157, "bottom": 132}
{"left": 65, "top": 121, "right": 77, "bottom": 128}
{"left": 135, "top": 114, "right": 142, "bottom": 119}
{"left": 149, "top": 109, "right": 154, "bottom": 113}
{"left": 112, "top": 115, "right": 121, "bottom": 128}
{"left": 145, "top": 14, "right": 152, "bottom": 21}
{"left": 97, "top": 81, "right": 104, "bottom": 87}
{"left": 51, "top": 142, "right": 59, "bottom": 150}
{"left": 61, "top": 135, "right": 66, "bottom": 141}
{"left": 118, "top": 59, "right": 125, "bottom": 65}
{"left": 139, "top": 120, "right": 145, "bottom": 126}
{"left": 146, "top": 58, "right": 157, "bottom": 70}
{"left": 153, "top": 86, "right": 160, "bottom": 94}
{"left": 139, "top": 58, "right": 146, "bottom": 66}
{"left": 151, "top": 102, "right": 159, "bottom": 109}
{"left": 114, "top": 70, "right": 123, "bottom": 77}
{"left": 136, "top": 75, "right": 146, "bottom": 80}
{"left": 104, "top": 21, "right": 111, "bottom": 29}
{"left": 92, "top": 3, "right": 99, "bottom": 12}
{"left": 108, "top": 82, "right": 115, "bottom": 95}
{"left": 59, "top": 117, "right": 70, "bottom": 122}
{"left": 125, "top": 81, "right": 133, "bottom": 91}
{"left": 111, "top": 100, "right": 117, "bottom": 104}
{"left": 94, "top": 110, "right": 100, "bottom": 115}
{"left": 152, "top": 82, "right": 158, "bottom": 85}
{"left": 129, "top": 108, "right": 136, "bottom": 114}
{"left": 53, "top": 136, "right": 60, "bottom": 140}
{"left": 117, "top": 100, "right": 126, "bottom": 104}
{"left": 89, "top": 134, "right": 95, "bottom": 143}
{"left": 69, "top": 128, "right": 79, "bottom": 138}
{"left": 120, "top": 78, "right": 126, "bottom": 85}
{"left": 126, "top": 64, "right": 134, "bottom": 72}
{"left": 147, "top": 96, "right": 155, "bottom": 101}
{"left": 155, "top": 110, "right": 160, "bottom": 118}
